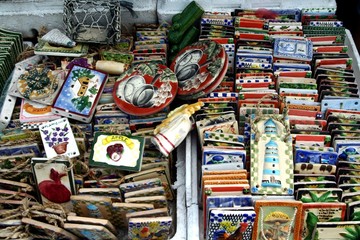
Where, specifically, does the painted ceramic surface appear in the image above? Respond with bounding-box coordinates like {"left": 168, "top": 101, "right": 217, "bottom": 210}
{"left": 90, "top": 133, "right": 144, "bottom": 171}
{"left": 273, "top": 38, "right": 313, "bottom": 61}
{"left": 128, "top": 217, "right": 172, "bottom": 240}
{"left": 301, "top": 203, "right": 346, "bottom": 240}
{"left": 316, "top": 221, "right": 360, "bottom": 240}
{"left": 39, "top": 118, "right": 80, "bottom": 159}
{"left": 17, "top": 67, "right": 59, "bottom": 100}
{"left": 294, "top": 163, "right": 336, "bottom": 175}
{"left": 112, "top": 203, "right": 154, "bottom": 227}
{"left": 177, "top": 56, "right": 228, "bottom": 100}
{"left": 124, "top": 167, "right": 173, "bottom": 200}
{"left": 65, "top": 224, "right": 117, "bottom": 240}
{"left": 170, "top": 40, "right": 227, "bottom": 96}
{"left": 113, "top": 63, "right": 178, "bottom": 116}
{"left": 256, "top": 205, "right": 299, "bottom": 240}
{"left": 53, "top": 65, "right": 107, "bottom": 116}
{"left": 297, "top": 188, "right": 342, "bottom": 203}
{"left": 32, "top": 159, "right": 75, "bottom": 208}
{"left": 250, "top": 117, "right": 294, "bottom": 195}
{"left": 198, "top": 121, "right": 239, "bottom": 146}
{"left": 207, "top": 209, "right": 256, "bottom": 240}
{"left": 119, "top": 178, "right": 162, "bottom": 193}
{"left": 294, "top": 149, "right": 338, "bottom": 165}
{"left": 203, "top": 149, "right": 246, "bottom": 165}
{"left": 203, "top": 131, "right": 245, "bottom": 145}
{"left": 71, "top": 198, "right": 115, "bottom": 224}
{"left": 22, "top": 218, "right": 79, "bottom": 240}
{"left": 205, "top": 196, "right": 253, "bottom": 229}
{"left": 20, "top": 99, "right": 59, "bottom": 122}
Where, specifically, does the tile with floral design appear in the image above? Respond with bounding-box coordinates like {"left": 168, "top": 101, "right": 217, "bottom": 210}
{"left": 39, "top": 118, "right": 79, "bottom": 159}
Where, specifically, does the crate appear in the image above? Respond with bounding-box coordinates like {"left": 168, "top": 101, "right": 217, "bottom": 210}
{"left": 182, "top": 29, "right": 360, "bottom": 239}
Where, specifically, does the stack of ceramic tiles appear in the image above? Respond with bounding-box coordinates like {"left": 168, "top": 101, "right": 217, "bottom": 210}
{"left": 200, "top": 11, "right": 236, "bottom": 92}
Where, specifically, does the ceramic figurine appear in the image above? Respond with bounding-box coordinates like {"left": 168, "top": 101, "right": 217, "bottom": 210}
{"left": 151, "top": 101, "right": 204, "bottom": 156}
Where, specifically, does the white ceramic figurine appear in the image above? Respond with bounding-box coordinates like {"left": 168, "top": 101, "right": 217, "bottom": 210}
{"left": 151, "top": 101, "right": 204, "bottom": 156}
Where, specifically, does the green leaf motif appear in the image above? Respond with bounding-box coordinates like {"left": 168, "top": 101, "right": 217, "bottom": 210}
{"left": 339, "top": 225, "right": 360, "bottom": 240}
{"left": 309, "top": 191, "right": 320, "bottom": 202}
{"left": 340, "top": 232, "right": 355, "bottom": 240}
{"left": 328, "top": 217, "right": 342, "bottom": 222}
{"left": 136, "top": 63, "right": 155, "bottom": 76}
{"left": 350, "top": 211, "right": 360, "bottom": 221}
{"left": 304, "top": 212, "right": 319, "bottom": 240}
{"left": 318, "top": 191, "right": 332, "bottom": 202}
{"left": 207, "top": 58, "right": 222, "bottom": 76}
{"left": 88, "top": 86, "right": 98, "bottom": 95}
{"left": 71, "top": 95, "right": 92, "bottom": 112}
{"left": 301, "top": 197, "right": 314, "bottom": 203}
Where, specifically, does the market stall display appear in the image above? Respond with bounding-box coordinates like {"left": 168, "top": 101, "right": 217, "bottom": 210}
{"left": 1, "top": 1, "right": 360, "bottom": 239}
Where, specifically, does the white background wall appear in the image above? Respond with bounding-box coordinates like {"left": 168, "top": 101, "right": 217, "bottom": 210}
{"left": 0, "top": 0, "right": 336, "bottom": 38}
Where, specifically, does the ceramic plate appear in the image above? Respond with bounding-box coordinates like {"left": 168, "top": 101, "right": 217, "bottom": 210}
{"left": 170, "top": 40, "right": 227, "bottom": 97}
{"left": 113, "top": 63, "right": 178, "bottom": 116}
{"left": 177, "top": 53, "right": 228, "bottom": 100}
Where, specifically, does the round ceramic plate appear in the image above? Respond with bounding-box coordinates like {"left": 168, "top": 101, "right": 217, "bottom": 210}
{"left": 17, "top": 68, "right": 58, "bottom": 100}
{"left": 177, "top": 53, "right": 229, "bottom": 100}
{"left": 170, "top": 40, "right": 227, "bottom": 97}
{"left": 113, "top": 63, "right": 178, "bottom": 116}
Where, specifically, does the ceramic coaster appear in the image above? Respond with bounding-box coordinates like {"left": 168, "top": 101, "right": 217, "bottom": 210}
{"left": 66, "top": 215, "right": 117, "bottom": 235}
{"left": 273, "top": 38, "right": 313, "bottom": 61}
{"left": 250, "top": 116, "right": 294, "bottom": 195}
{"left": 170, "top": 40, "right": 227, "bottom": 97}
{"left": 124, "top": 167, "right": 174, "bottom": 200}
{"left": 252, "top": 200, "right": 303, "bottom": 240}
{"left": 125, "top": 195, "right": 167, "bottom": 209}
{"left": 89, "top": 132, "right": 145, "bottom": 172}
{"left": 119, "top": 178, "right": 163, "bottom": 194}
{"left": 19, "top": 99, "right": 60, "bottom": 123}
{"left": 125, "top": 207, "right": 169, "bottom": 220}
{"left": 8, "top": 67, "right": 65, "bottom": 106}
{"left": 301, "top": 202, "right": 346, "bottom": 240}
{"left": 41, "top": 29, "right": 76, "bottom": 48}
{"left": 64, "top": 223, "right": 117, "bottom": 240}
{"left": 128, "top": 216, "right": 172, "bottom": 240}
{"left": 39, "top": 118, "right": 80, "bottom": 159}
{"left": 207, "top": 208, "right": 256, "bottom": 240}
{"left": 112, "top": 62, "right": 178, "bottom": 116}
{"left": 31, "top": 158, "right": 75, "bottom": 208}
{"left": 16, "top": 67, "right": 58, "bottom": 100}
{"left": 124, "top": 186, "right": 166, "bottom": 198}
{"left": 315, "top": 221, "right": 360, "bottom": 240}
{"left": 22, "top": 218, "right": 79, "bottom": 240}
{"left": 52, "top": 65, "right": 108, "bottom": 123}
{"left": 70, "top": 195, "right": 115, "bottom": 224}
{"left": 112, "top": 202, "right": 154, "bottom": 227}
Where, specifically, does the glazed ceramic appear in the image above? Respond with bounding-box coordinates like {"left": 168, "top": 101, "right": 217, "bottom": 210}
{"left": 113, "top": 62, "right": 178, "bottom": 116}
{"left": 170, "top": 40, "right": 227, "bottom": 98}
